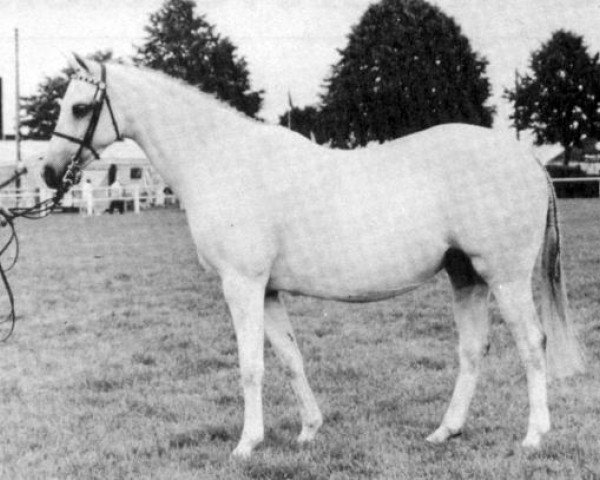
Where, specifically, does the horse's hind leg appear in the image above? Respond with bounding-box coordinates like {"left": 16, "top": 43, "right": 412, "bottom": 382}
{"left": 492, "top": 279, "right": 549, "bottom": 448}
{"left": 427, "top": 251, "right": 490, "bottom": 442}
{"left": 264, "top": 292, "right": 323, "bottom": 443}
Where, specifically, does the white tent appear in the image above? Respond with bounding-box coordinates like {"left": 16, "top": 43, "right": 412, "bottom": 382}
{"left": 0, "top": 139, "right": 164, "bottom": 191}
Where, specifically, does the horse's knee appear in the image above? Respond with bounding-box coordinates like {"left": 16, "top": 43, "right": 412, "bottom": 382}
{"left": 516, "top": 326, "right": 546, "bottom": 370}
{"left": 277, "top": 353, "right": 304, "bottom": 381}
{"left": 458, "top": 341, "right": 486, "bottom": 372}
{"left": 240, "top": 363, "right": 264, "bottom": 388}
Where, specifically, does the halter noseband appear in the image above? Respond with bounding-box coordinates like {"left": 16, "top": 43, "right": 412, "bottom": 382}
{"left": 52, "top": 63, "right": 121, "bottom": 191}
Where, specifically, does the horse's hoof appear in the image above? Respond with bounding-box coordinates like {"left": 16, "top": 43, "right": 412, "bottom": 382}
{"left": 297, "top": 428, "right": 317, "bottom": 444}
{"left": 521, "top": 434, "right": 542, "bottom": 449}
{"left": 231, "top": 436, "right": 262, "bottom": 459}
{"left": 231, "top": 445, "right": 253, "bottom": 460}
{"left": 522, "top": 417, "right": 549, "bottom": 449}
{"left": 297, "top": 418, "right": 323, "bottom": 443}
{"left": 426, "top": 426, "right": 461, "bottom": 443}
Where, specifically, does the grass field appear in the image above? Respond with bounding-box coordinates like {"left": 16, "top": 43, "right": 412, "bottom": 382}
{"left": 0, "top": 200, "right": 598, "bottom": 479}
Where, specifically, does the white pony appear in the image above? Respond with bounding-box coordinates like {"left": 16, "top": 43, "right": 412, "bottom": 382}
{"left": 42, "top": 57, "right": 584, "bottom": 458}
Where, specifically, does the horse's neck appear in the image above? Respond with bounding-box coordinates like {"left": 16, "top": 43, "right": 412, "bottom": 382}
{"left": 111, "top": 69, "right": 251, "bottom": 196}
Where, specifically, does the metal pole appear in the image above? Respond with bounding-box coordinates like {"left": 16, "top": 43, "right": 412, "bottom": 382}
{"left": 14, "top": 28, "right": 21, "bottom": 163}
{"left": 0, "top": 77, "right": 3, "bottom": 139}
{"left": 133, "top": 185, "right": 140, "bottom": 214}
{"left": 14, "top": 28, "right": 22, "bottom": 206}
{"left": 514, "top": 69, "right": 520, "bottom": 141}
{"left": 287, "top": 91, "right": 293, "bottom": 130}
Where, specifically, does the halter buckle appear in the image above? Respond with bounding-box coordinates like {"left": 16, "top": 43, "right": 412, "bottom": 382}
{"left": 61, "top": 157, "right": 82, "bottom": 190}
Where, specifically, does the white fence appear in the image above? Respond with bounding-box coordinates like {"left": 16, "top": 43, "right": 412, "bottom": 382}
{"left": 0, "top": 186, "right": 179, "bottom": 215}
{"left": 0, "top": 178, "right": 598, "bottom": 216}
{"left": 551, "top": 177, "right": 600, "bottom": 185}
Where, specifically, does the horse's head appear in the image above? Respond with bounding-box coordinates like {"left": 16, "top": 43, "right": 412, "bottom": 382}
{"left": 42, "top": 54, "right": 122, "bottom": 190}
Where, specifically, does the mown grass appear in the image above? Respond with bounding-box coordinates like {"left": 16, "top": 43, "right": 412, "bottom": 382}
{"left": 0, "top": 201, "right": 598, "bottom": 479}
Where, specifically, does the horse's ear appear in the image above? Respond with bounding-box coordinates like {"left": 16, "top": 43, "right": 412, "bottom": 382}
{"left": 72, "top": 53, "right": 90, "bottom": 72}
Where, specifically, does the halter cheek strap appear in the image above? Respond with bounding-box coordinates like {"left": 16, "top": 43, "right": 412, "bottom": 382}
{"left": 53, "top": 63, "right": 122, "bottom": 156}
{"left": 52, "top": 63, "right": 122, "bottom": 183}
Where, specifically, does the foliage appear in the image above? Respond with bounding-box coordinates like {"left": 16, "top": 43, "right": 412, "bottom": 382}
{"left": 314, "top": 0, "right": 494, "bottom": 148}
{"left": 135, "top": 0, "right": 263, "bottom": 118}
{"left": 278, "top": 105, "right": 328, "bottom": 143}
{"left": 505, "top": 30, "right": 600, "bottom": 165}
{"left": 20, "top": 76, "right": 70, "bottom": 140}
{"left": 20, "top": 50, "right": 116, "bottom": 140}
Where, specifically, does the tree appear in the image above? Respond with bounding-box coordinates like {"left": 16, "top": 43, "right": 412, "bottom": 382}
{"left": 316, "top": 0, "right": 493, "bottom": 148}
{"left": 505, "top": 30, "right": 600, "bottom": 165}
{"left": 278, "top": 105, "right": 328, "bottom": 143}
{"left": 20, "top": 50, "right": 116, "bottom": 140}
{"left": 135, "top": 0, "right": 263, "bottom": 118}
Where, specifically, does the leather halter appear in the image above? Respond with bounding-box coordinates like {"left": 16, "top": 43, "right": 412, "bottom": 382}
{"left": 52, "top": 63, "right": 121, "bottom": 189}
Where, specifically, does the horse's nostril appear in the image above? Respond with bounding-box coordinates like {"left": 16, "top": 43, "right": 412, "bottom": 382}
{"left": 42, "top": 165, "right": 60, "bottom": 189}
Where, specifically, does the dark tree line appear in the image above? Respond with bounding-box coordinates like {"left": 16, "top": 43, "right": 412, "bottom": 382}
{"left": 505, "top": 30, "right": 600, "bottom": 165}
{"left": 20, "top": 0, "right": 263, "bottom": 139}
{"left": 135, "top": 0, "right": 263, "bottom": 118}
{"left": 22, "top": 0, "right": 600, "bottom": 160}
{"left": 281, "top": 0, "right": 494, "bottom": 148}
{"left": 20, "top": 51, "right": 115, "bottom": 140}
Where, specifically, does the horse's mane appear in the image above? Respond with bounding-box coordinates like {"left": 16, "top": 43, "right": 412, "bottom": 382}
{"left": 107, "top": 62, "right": 263, "bottom": 126}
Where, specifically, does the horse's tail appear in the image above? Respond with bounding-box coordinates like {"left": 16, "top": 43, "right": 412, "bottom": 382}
{"left": 539, "top": 173, "right": 585, "bottom": 379}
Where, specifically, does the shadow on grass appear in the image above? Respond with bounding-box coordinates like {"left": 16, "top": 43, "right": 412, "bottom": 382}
{"left": 243, "top": 459, "right": 329, "bottom": 480}
{"left": 169, "top": 425, "right": 236, "bottom": 449}
{"left": 241, "top": 442, "right": 380, "bottom": 480}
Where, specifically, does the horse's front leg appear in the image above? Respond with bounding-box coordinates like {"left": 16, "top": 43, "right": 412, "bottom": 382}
{"left": 222, "top": 272, "right": 267, "bottom": 458}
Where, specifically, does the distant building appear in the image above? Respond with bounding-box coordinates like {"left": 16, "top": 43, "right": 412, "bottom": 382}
{"left": 0, "top": 139, "right": 166, "bottom": 192}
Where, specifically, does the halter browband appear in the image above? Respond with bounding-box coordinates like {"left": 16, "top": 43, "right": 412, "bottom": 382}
{"left": 52, "top": 63, "right": 121, "bottom": 190}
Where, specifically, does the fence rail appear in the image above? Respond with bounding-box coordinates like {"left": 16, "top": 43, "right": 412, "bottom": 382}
{"left": 551, "top": 177, "right": 600, "bottom": 183}
{"left": 0, "top": 186, "right": 179, "bottom": 215}
{"left": 0, "top": 177, "right": 598, "bottom": 215}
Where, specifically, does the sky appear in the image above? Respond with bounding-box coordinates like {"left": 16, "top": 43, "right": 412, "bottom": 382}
{"left": 0, "top": 0, "right": 599, "bottom": 139}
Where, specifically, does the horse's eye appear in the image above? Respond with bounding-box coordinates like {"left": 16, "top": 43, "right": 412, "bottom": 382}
{"left": 72, "top": 103, "right": 93, "bottom": 118}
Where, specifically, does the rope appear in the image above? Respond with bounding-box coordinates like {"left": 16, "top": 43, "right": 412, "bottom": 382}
{"left": 0, "top": 168, "right": 68, "bottom": 341}
{"left": 0, "top": 63, "right": 120, "bottom": 341}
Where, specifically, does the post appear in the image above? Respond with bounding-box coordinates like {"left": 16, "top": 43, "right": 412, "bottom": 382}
{"left": 40, "top": 188, "right": 52, "bottom": 203}
{"left": 0, "top": 77, "right": 4, "bottom": 139}
{"left": 514, "top": 69, "right": 520, "bottom": 141}
{"left": 155, "top": 186, "right": 165, "bottom": 207}
{"left": 86, "top": 191, "right": 93, "bottom": 216}
{"left": 287, "top": 91, "right": 293, "bottom": 130}
{"left": 133, "top": 184, "right": 140, "bottom": 214}
{"left": 14, "top": 28, "right": 22, "bottom": 207}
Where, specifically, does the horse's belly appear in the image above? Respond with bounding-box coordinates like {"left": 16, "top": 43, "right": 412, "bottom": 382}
{"left": 280, "top": 282, "right": 426, "bottom": 302}
{"left": 268, "top": 229, "right": 446, "bottom": 301}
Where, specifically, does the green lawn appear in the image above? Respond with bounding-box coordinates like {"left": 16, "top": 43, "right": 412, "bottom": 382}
{"left": 0, "top": 201, "right": 598, "bottom": 479}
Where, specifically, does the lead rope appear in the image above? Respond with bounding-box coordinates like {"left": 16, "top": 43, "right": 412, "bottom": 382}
{"left": 0, "top": 168, "right": 72, "bottom": 341}
{"left": 0, "top": 63, "right": 121, "bottom": 341}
